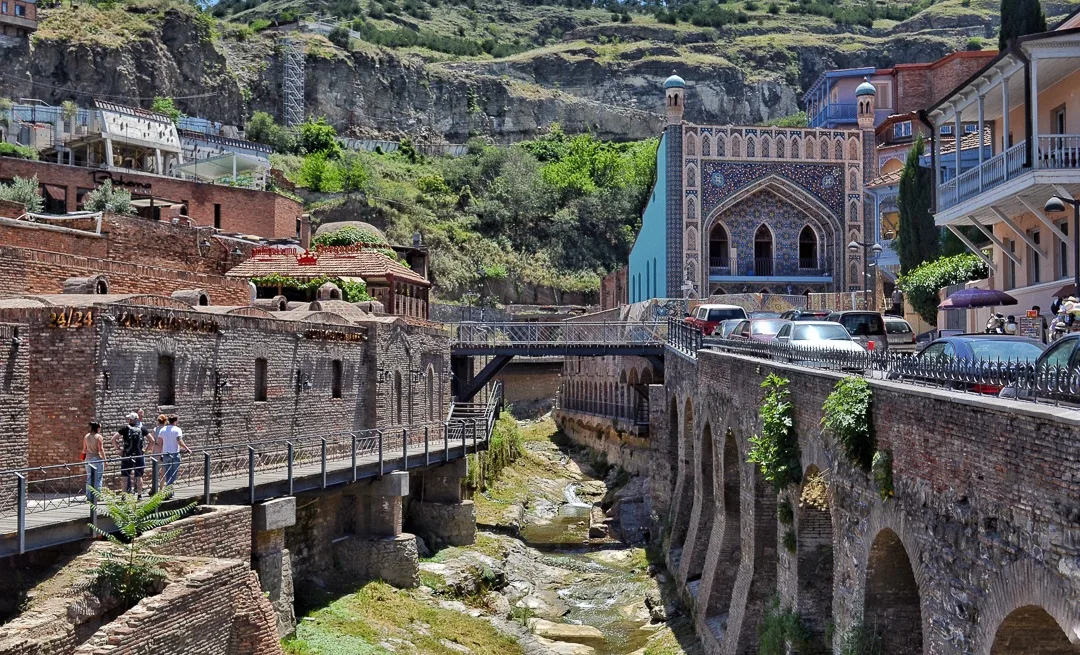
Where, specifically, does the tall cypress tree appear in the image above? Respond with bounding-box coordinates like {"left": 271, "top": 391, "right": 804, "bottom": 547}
{"left": 897, "top": 136, "right": 939, "bottom": 274}
{"left": 999, "top": 0, "right": 1047, "bottom": 50}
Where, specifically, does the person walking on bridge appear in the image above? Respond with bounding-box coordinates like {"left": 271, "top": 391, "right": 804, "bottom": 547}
{"left": 113, "top": 413, "right": 150, "bottom": 498}
{"left": 157, "top": 414, "right": 191, "bottom": 487}
{"left": 81, "top": 421, "right": 105, "bottom": 503}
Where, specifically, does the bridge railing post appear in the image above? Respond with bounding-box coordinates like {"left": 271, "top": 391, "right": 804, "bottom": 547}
{"left": 321, "top": 438, "right": 327, "bottom": 488}
{"left": 425, "top": 426, "right": 430, "bottom": 466}
{"left": 15, "top": 472, "right": 25, "bottom": 555}
{"left": 287, "top": 442, "right": 294, "bottom": 496}
{"left": 444, "top": 422, "right": 450, "bottom": 461}
{"left": 402, "top": 428, "right": 408, "bottom": 470}
{"left": 150, "top": 458, "right": 159, "bottom": 497}
{"left": 248, "top": 446, "right": 255, "bottom": 505}
{"left": 378, "top": 430, "right": 384, "bottom": 477}
{"left": 203, "top": 453, "right": 211, "bottom": 506}
{"left": 351, "top": 433, "right": 358, "bottom": 482}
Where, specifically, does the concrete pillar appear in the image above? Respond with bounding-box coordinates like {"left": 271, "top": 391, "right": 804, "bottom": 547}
{"left": 406, "top": 459, "right": 476, "bottom": 550}
{"left": 252, "top": 497, "right": 297, "bottom": 638}
{"left": 334, "top": 471, "right": 420, "bottom": 588}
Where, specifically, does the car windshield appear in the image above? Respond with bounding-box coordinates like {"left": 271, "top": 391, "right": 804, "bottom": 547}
{"left": 707, "top": 308, "right": 746, "bottom": 322}
{"left": 792, "top": 324, "right": 852, "bottom": 341}
{"left": 968, "top": 339, "right": 1045, "bottom": 363}
{"left": 751, "top": 320, "right": 787, "bottom": 335}
{"left": 885, "top": 320, "right": 912, "bottom": 334}
{"left": 839, "top": 313, "right": 885, "bottom": 336}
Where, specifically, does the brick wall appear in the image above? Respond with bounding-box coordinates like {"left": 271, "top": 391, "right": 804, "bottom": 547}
{"left": 72, "top": 558, "right": 282, "bottom": 655}
{"left": 0, "top": 303, "right": 453, "bottom": 467}
{"left": 0, "top": 323, "right": 29, "bottom": 473}
{"left": 0, "top": 156, "right": 302, "bottom": 239}
{"left": 895, "top": 52, "right": 998, "bottom": 114}
{"left": 601, "top": 267, "right": 628, "bottom": 310}
{"left": 654, "top": 348, "right": 1080, "bottom": 655}
{"left": 152, "top": 505, "right": 253, "bottom": 561}
{"left": 0, "top": 245, "right": 252, "bottom": 305}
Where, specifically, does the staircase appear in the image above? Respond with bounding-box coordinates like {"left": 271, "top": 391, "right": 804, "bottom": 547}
{"left": 447, "top": 381, "right": 504, "bottom": 444}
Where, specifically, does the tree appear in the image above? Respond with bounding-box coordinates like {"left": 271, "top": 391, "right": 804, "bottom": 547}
{"left": 151, "top": 96, "right": 183, "bottom": 125}
{"left": 83, "top": 179, "right": 137, "bottom": 215}
{"left": 298, "top": 117, "right": 340, "bottom": 156}
{"left": 999, "top": 0, "right": 1046, "bottom": 49}
{"left": 327, "top": 25, "right": 351, "bottom": 49}
{"left": 245, "top": 111, "right": 296, "bottom": 153}
{"left": 897, "top": 253, "right": 989, "bottom": 325}
{"left": 88, "top": 486, "right": 195, "bottom": 609}
{"left": 0, "top": 175, "right": 44, "bottom": 213}
{"left": 897, "top": 135, "right": 938, "bottom": 274}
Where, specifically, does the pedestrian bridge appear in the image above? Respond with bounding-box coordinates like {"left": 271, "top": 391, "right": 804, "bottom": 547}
{"left": 448, "top": 321, "right": 681, "bottom": 400}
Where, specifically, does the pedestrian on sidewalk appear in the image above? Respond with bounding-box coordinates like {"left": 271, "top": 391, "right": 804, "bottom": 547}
{"left": 157, "top": 414, "right": 191, "bottom": 487}
{"left": 81, "top": 421, "right": 105, "bottom": 503}
{"left": 113, "top": 413, "right": 150, "bottom": 498}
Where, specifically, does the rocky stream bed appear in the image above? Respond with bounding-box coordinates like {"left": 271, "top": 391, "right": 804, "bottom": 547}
{"left": 285, "top": 417, "right": 701, "bottom": 655}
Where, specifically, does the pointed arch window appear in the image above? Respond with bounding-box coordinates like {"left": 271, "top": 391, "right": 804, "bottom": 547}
{"left": 834, "top": 140, "right": 843, "bottom": 160}
{"left": 799, "top": 226, "right": 819, "bottom": 269}
{"left": 746, "top": 137, "right": 756, "bottom": 158}
{"left": 686, "top": 165, "right": 697, "bottom": 188}
{"left": 761, "top": 136, "right": 771, "bottom": 158}
{"left": 716, "top": 135, "right": 726, "bottom": 157}
{"left": 754, "top": 225, "right": 773, "bottom": 276}
{"left": 710, "top": 223, "right": 730, "bottom": 275}
{"left": 819, "top": 139, "right": 829, "bottom": 160}
{"left": 776, "top": 136, "right": 786, "bottom": 159}
{"left": 686, "top": 133, "right": 697, "bottom": 156}
{"left": 702, "top": 135, "right": 711, "bottom": 157}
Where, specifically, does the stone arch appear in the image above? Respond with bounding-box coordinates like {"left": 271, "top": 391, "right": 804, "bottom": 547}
{"left": 775, "top": 135, "right": 786, "bottom": 159}
{"left": 665, "top": 395, "right": 681, "bottom": 497}
{"left": 394, "top": 371, "right": 403, "bottom": 424}
{"left": 975, "top": 559, "right": 1080, "bottom": 654}
{"left": 754, "top": 223, "right": 774, "bottom": 275}
{"left": 799, "top": 224, "right": 819, "bottom": 268}
{"left": 864, "top": 528, "right": 923, "bottom": 654}
{"left": 796, "top": 465, "right": 834, "bottom": 647}
{"left": 426, "top": 364, "right": 435, "bottom": 421}
{"left": 730, "top": 134, "right": 742, "bottom": 157}
{"left": 702, "top": 134, "right": 711, "bottom": 157}
{"left": 679, "top": 421, "right": 715, "bottom": 586}
{"left": 686, "top": 164, "right": 697, "bottom": 188}
{"left": 848, "top": 137, "right": 860, "bottom": 160}
{"left": 709, "top": 222, "right": 730, "bottom": 273}
{"left": 834, "top": 139, "right": 843, "bottom": 160}
{"left": 991, "top": 607, "right": 1077, "bottom": 654}
{"left": 746, "top": 136, "right": 756, "bottom": 158}
{"left": 716, "top": 134, "right": 726, "bottom": 157}
{"left": 669, "top": 397, "right": 696, "bottom": 554}
{"left": 686, "top": 132, "right": 697, "bottom": 156}
{"left": 641, "top": 368, "right": 653, "bottom": 385}
{"left": 702, "top": 428, "right": 743, "bottom": 621}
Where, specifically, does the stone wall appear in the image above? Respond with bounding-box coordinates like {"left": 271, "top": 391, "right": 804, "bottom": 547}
{"left": 0, "top": 244, "right": 252, "bottom": 305}
{"left": 152, "top": 505, "right": 252, "bottom": 561}
{"left": 0, "top": 322, "right": 29, "bottom": 476}
{"left": 653, "top": 347, "right": 1080, "bottom": 655}
{"left": 552, "top": 409, "right": 650, "bottom": 475}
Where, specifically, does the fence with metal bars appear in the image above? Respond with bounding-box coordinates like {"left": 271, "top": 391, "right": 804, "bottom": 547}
{"left": 667, "top": 317, "right": 702, "bottom": 355}
{"left": 449, "top": 321, "right": 666, "bottom": 348}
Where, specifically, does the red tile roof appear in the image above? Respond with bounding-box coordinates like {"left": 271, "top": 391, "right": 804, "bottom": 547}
{"left": 867, "top": 168, "right": 903, "bottom": 189}
{"left": 226, "top": 249, "right": 430, "bottom": 286}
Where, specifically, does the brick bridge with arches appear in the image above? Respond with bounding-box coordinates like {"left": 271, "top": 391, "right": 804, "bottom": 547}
{"left": 646, "top": 347, "right": 1080, "bottom": 655}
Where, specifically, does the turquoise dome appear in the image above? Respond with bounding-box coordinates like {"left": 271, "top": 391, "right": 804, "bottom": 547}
{"left": 664, "top": 73, "right": 685, "bottom": 89}
{"left": 856, "top": 78, "right": 877, "bottom": 97}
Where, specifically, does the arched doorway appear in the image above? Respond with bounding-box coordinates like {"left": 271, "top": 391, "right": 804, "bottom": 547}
{"left": 704, "top": 428, "right": 742, "bottom": 623}
{"left": 394, "top": 372, "right": 403, "bottom": 424}
{"left": 799, "top": 226, "right": 818, "bottom": 270}
{"left": 991, "top": 606, "right": 1077, "bottom": 654}
{"left": 797, "top": 465, "right": 833, "bottom": 646}
{"left": 710, "top": 224, "right": 730, "bottom": 275}
{"left": 684, "top": 422, "right": 715, "bottom": 586}
{"left": 754, "top": 225, "right": 773, "bottom": 276}
{"left": 864, "top": 529, "right": 922, "bottom": 654}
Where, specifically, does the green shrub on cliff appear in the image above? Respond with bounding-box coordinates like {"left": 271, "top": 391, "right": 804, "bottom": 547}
{"left": 0, "top": 175, "right": 44, "bottom": 213}
{"left": 748, "top": 374, "right": 802, "bottom": 493}
{"left": 896, "top": 253, "right": 988, "bottom": 325}
{"left": 467, "top": 412, "right": 525, "bottom": 491}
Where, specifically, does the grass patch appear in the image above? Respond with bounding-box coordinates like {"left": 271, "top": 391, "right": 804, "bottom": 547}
{"left": 283, "top": 581, "right": 525, "bottom": 655}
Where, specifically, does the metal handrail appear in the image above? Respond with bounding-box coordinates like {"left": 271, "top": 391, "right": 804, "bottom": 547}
{"left": 448, "top": 321, "right": 666, "bottom": 348}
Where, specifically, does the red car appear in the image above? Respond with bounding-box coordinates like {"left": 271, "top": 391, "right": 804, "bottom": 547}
{"left": 731, "top": 319, "right": 792, "bottom": 343}
{"left": 685, "top": 304, "right": 748, "bottom": 336}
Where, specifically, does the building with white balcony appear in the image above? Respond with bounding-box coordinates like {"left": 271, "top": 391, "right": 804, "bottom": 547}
{"left": 929, "top": 19, "right": 1080, "bottom": 315}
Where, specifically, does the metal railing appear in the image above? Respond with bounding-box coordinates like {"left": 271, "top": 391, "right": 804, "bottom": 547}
{"left": 702, "top": 338, "right": 1080, "bottom": 405}
{"left": 0, "top": 385, "right": 504, "bottom": 552}
{"left": 449, "top": 321, "right": 666, "bottom": 348}
{"left": 939, "top": 141, "right": 1027, "bottom": 210}
{"left": 1037, "top": 134, "right": 1080, "bottom": 170}
{"left": 709, "top": 256, "right": 731, "bottom": 277}
{"left": 809, "top": 103, "right": 858, "bottom": 128}
{"left": 557, "top": 397, "right": 644, "bottom": 423}
{"left": 667, "top": 317, "right": 703, "bottom": 356}
{"left": 754, "top": 257, "right": 774, "bottom": 276}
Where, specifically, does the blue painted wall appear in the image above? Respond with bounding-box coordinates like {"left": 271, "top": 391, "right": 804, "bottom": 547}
{"left": 629, "top": 134, "right": 667, "bottom": 302}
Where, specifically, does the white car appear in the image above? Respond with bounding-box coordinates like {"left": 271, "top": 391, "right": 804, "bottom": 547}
{"left": 774, "top": 321, "right": 867, "bottom": 369}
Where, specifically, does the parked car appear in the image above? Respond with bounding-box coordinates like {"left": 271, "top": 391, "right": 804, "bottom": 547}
{"left": 774, "top": 321, "right": 867, "bottom": 369}
{"left": 685, "top": 304, "right": 748, "bottom": 336}
{"left": 749, "top": 311, "right": 783, "bottom": 319}
{"left": 894, "top": 334, "right": 1046, "bottom": 394}
{"left": 731, "top": 318, "right": 791, "bottom": 343}
{"left": 1001, "top": 333, "right": 1080, "bottom": 401}
{"left": 884, "top": 317, "right": 918, "bottom": 353}
{"left": 716, "top": 319, "right": 745, "bottom": 339}
{"left": 779, "top": 309, "right": 832, "bottom": 322}
{"left": 826, "top": 311, "right": 890, "bottom": 353}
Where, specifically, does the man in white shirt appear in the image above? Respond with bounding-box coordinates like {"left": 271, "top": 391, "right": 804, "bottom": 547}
{"left": 157, "top": 414, "right": 192, "bottom": 487}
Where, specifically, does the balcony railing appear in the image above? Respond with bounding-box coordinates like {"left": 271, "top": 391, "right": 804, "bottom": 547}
{"left": 808, "top": 103, "right": 858, "bottom": 128}
{"left": 709, "top": 256, "right": 730, "bottom": 276}
{"left": 1037, "top": 135, "right": 1080, "bottom": 170}
{"left": 754, "top": 257, "right": 774, "bottom": 276}
{"left": 938, "top": 141, "right": 1027, "bottom": 211}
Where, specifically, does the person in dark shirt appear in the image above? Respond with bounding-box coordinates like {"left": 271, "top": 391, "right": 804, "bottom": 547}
{"left": 113, "top": 412, "right": 151, "bottom": 498}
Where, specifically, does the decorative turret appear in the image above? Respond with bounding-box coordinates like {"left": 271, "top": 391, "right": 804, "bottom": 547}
{"left": 856, "top": 77, "right": 876, "bottom": 129}
{"left": 665, "top": 72, "right": 685, "bottom": 126}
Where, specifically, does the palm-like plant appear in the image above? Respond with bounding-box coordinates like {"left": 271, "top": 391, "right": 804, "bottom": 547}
{"left": 88, "top": 487, "right": 195, "bottom": 608}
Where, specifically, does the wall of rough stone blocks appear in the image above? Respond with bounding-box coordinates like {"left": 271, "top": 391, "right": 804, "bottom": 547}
{"left": 0, "top": 322, "right": 29, "bottom": 474}
{"left": 552, "top": 409, "right": 651, "bottom": 475}
{"left": 0, "top": 245, "right": 252, "bottom": 305}
{"left": 151, "top": 505, "right": 253, "bottom": 561}
{"left": 652, "top": 347, "right": 1080, "bottom": 655}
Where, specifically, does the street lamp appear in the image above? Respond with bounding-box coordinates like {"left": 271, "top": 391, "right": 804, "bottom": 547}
{"left": 1044, "top": 195, "right": 1080, "bottom": 297}
{"left": 848, "top": 240, "right": 884, "bottom": 310}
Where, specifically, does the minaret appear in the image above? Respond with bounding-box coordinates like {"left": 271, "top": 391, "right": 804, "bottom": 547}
{"left": 665, "top": 72, "right": 685, "bottom": 126}
{"left": 856, "top": 77, "right": 876, "bottom": 130}
{"left": 855, "top": 76, "right": 877, "bottom": 300}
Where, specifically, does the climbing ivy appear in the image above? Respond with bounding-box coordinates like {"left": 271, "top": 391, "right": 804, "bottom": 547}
{"left": 781, "top": 529, "right": 797, "bottom": 554}
{"left": 747, "top": 374, "right": 802, "bottom": 493}
{"left": 250, "top": 274, "right": 373, "bottom": 302}
{"left": 839, "top": 622, "right": 883, "bottom": 655}
{"left": 872, "top": 450, "right": 894, "bottom": 501}
{"left": 777, "top": 498, "right": 794, "bottom": 525}
{"left": 821, "top": 377, "right": 874, "bottom": 470}
{"left": 758, "top": 597, "right": 812, "bottom": 655}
